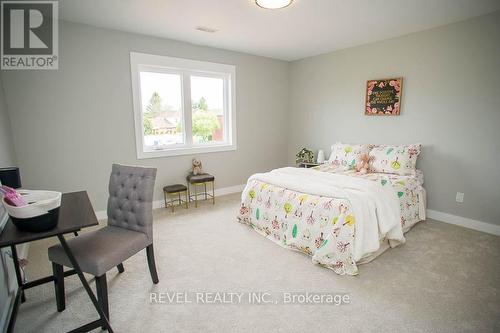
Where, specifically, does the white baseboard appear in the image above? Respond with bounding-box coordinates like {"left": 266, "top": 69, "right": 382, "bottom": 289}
{"left": 213, "top": 184, "right": 246, "bottom": 196}
{"left": 95, "top": 183, "right": 246, "bottom": 221}
{"left": 95, "top": 210, "right": 107, "bottom": 221}
{"left": 427, "top": 209, "right": 500, "bottom": 236}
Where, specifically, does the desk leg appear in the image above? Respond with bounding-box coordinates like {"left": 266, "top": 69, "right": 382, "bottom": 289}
{"left": 57, "top": 235, "right": 114, "bottom": 333}
{"left": 10, "top": 245, "right": 26, "bottom": 303}
{"left": 6, "top": 288, "right": 21, "bottom": 333}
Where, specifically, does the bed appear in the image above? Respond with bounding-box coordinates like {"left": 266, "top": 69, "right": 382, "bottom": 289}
{"left": 237, "top": 144, "right": 426, "bottom": 275}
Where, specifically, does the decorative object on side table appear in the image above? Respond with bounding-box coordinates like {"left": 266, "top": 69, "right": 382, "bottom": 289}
{"left": 163, "top": 184, "right": 188, "bottom": 212}
{"left": 365, "top": 78, "right": 402, "bottom": 116}
{"left": 192, "top": 158, "right": 204, "bottom": 175}
{"left": 295, "top": 148, "right": 315, "bottom": 165}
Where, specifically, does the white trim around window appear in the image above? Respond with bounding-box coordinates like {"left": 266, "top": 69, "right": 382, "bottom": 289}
{"left": 130, "top": 52, "right": 237, "bottom": 159}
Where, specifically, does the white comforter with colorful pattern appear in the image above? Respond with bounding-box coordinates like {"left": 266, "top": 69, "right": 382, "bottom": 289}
{"left": 237, "top": 166, "right": 426, "bottom": 275}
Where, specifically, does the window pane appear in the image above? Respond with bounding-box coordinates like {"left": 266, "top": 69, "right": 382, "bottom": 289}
{"left": 190, "top": 76, "right": 224, "bottom": 144}
{"left": 139, "top": 72, "right": 183, "bottom": 149}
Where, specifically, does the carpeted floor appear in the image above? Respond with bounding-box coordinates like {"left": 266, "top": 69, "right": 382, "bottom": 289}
{"left": 13, "top": 193, "right": 500, "bottom": 333}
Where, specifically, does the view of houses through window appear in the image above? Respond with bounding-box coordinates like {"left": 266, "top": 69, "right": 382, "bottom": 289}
{"left": 140, "top": 72, "right": 225, "bottom": 149}
{"left": 131, "top": 52, "right": 235, "bottom": 158}
{"left": 140, "top": 71, "right": 183, "bottom": 147}
{"left": 190, "top": 75, "right": 224, "bottom": 144}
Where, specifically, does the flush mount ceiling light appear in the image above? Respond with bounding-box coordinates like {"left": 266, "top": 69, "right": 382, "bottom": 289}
{"left": 255, "top": 0, "right": 293, "bottom": 10}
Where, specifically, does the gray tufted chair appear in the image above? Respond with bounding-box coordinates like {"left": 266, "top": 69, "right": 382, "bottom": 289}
{"left": 48, "top": 164, "right": 158, "bottom": 325}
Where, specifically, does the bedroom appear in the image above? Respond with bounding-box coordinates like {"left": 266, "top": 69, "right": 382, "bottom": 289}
{"left": 0, "top": 0, "right": 499, "bottom": 332}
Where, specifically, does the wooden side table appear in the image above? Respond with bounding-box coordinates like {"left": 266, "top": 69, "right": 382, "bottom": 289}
{"left": 186, "top": 173, "right": 215, "bottom": 208}
{"left": 163, "top": 184, "right": 188, "bottom": 212}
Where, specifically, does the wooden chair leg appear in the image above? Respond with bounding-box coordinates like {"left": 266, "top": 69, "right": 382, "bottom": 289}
{"left": 95, "top": 274, "right": 109, "bottom": 329}
{"left": 52, "top": 263, "right": 65, "bottom": 312}
{"left": 146, "top": 244, "right": 159, "bottom": 284}
{"left": 117, "top": 263, "right": 124, "bottom": 273}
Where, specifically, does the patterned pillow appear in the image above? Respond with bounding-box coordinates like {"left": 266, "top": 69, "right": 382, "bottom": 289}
{"left": 328, "top": 143, "right": 371, "bottom": 171}
{"left": 369, "top": 144, "right": 421, "bottom": 175}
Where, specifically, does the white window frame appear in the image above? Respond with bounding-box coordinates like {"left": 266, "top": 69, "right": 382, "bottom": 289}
{"left": 130, "top": 52, "right": 237, "bottom": 159}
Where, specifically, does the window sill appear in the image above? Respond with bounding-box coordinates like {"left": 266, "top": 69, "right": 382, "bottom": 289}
{"left": 137, "top": 144, "right": 237, "bottom": 159}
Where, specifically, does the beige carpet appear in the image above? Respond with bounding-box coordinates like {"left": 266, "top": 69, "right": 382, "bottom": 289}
{"left": 13, "top": 193, "right": 500, "bottom": 333}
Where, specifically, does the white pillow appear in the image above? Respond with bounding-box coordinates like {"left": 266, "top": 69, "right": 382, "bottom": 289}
{"left": 328, "top": 143, "right": 371, "bottom": 171}
{"left": 369, "top": 144, "right": 421, "bottom": 175}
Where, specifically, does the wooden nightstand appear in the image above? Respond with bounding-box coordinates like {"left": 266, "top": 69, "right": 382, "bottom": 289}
{"left": 298, "top": 162, "right": 320, "bottom": 168}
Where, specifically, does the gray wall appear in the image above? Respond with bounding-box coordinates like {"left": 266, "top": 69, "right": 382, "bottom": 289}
{"left": 0, "top": 74, "right": 16, "bottom": 167}
{"left": 1, "top": 21, "right": 290, "bottom": 210}
{"left": 288, "top": 11, "right": 500, "bottom": 225}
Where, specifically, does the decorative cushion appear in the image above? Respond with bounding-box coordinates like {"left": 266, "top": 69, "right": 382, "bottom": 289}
{"left": 369, "top": 144, "right": 421, "bottom": 175}
{"left": 328, "top": 143, "right": 371, "bottom": 171}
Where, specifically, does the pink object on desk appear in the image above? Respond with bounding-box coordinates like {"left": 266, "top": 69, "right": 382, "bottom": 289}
{"left": 0, "top": 186, "right": 27, "bottom": 207}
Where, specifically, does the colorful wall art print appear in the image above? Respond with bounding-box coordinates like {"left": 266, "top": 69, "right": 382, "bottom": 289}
{"left": 365, "top": 78, "right": 403, "bottom": 115}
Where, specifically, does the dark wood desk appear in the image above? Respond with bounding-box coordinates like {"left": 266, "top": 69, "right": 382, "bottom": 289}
{"left": 0, "top": 191, "right": 114, "bottom": 333}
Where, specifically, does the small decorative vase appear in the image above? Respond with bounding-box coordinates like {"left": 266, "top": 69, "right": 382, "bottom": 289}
{"left": 317, "top": 150, "right": 325, "bottom": 164}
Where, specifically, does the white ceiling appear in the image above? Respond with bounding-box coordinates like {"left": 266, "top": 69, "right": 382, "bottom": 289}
{"left": 60, "top": 0, "right": 500, "bottom": 61}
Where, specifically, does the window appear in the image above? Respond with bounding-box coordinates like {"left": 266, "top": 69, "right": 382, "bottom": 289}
{"left": 130, "top": 52, "right": 236, "bottom": 158}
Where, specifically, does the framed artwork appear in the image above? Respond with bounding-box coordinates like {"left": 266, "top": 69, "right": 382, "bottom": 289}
{"left": 365, "top": 78, "right": 403, "bottom": 116}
